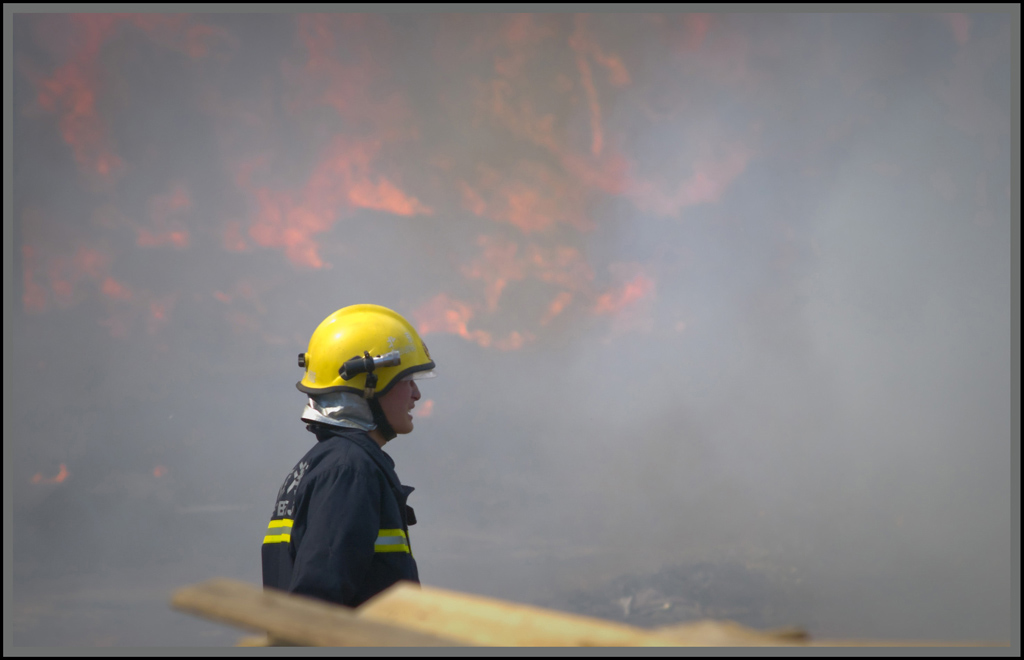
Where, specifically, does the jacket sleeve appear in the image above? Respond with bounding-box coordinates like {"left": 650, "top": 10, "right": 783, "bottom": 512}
{"left": 288, "top": 465, "right": 381, "bottom": 606}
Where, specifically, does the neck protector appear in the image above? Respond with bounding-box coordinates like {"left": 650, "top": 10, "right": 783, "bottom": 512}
{"left": 300, "top": 391, "right": 376, "bottom": 431}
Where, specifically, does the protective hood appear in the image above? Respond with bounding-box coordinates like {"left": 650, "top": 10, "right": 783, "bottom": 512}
{"left": 300, "top": 391, "right": 376, "bottom": 431}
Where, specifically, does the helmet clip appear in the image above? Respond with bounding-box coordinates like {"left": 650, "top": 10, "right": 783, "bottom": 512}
{"left": 340, "top": 350, "right": 402, "bottom": 381}
{"left": 337, "top": 349, "right": 403, "bottom": 398}
{"left": 337, "top": 350, "right": 379, "bottom": 398}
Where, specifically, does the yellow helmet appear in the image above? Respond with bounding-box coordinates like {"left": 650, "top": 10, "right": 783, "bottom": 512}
{"left": 297, "top": 304, "right": 435, "bottom": 399}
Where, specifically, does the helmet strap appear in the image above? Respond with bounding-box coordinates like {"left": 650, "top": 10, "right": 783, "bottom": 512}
{"left": 367, "top": 396, "right": 397, "bottom": 442}
{"left": 360, "top": 351, "right": 379, "bottom": 398}
{"left": 349, "top": 350, "right": 395, "bottom": 441}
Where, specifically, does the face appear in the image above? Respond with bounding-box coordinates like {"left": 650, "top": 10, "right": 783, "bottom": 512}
{"left": 378, "top": 378, "right": 421, "bottom": 435}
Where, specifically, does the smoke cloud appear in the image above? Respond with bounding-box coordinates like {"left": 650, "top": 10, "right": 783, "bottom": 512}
{"left": 8, "top": 10, "right": 1016, "bottom": 646}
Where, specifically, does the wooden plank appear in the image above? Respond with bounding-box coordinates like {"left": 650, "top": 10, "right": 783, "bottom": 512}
{"left": 170, "top": 578, "right": 463, "bottom": 647}
{"left": 172, "top": 578, "right": 1011, "bottom": 648}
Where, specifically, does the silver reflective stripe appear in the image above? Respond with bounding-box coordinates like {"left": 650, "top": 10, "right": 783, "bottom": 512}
{"left": 375, "top": 534, "right": 406, "bottom": 545}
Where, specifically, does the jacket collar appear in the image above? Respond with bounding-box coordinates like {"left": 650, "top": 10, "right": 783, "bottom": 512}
{"left": 309, "top": 423, "right": 407, "bottom": 494}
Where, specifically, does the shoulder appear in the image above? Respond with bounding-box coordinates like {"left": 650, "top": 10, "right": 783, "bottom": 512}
{"left": 305, "top": 435, "right": 385, "bottom": 484}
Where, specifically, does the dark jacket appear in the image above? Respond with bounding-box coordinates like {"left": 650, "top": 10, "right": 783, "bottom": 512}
{"left": 261, "top": 424, "right": 419, "bottom": 607}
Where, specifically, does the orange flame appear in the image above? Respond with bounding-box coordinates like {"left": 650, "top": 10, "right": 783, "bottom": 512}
{"left": 459, "top": 181, "right": 488, "bottom": 217}
{"left": 477, "top": 13, "right": 750, "bottom": 223}
{"left": 248, "top": 189, "right": 329, "bottom": 269}
{"left": 594, "top": 273, "right": 656, "bottom": 315}
{"left": 101, "top": 276, "right": 134, "bottom": 302}
{"left": 136, "top": 229, "right": 190, "bottom": 248}
{"left": 494, "top": 330, "right": 534, "bottom": 351}
{"left": 630, "top": 147, "right": 752, "bottom": 217}
{"left": 672, "top": 14, "right": 712, "bottom": 54}
{"left": 347, "top": 178, "right": 432, "bottom": 217}
{"left": 243, "top": 137, "right": 430, "bottom": 269}
{"left": 32, "top": 15, "right": 122, "bottom": 178}
{"left": 31, "top": 14, "right": 230, "bottom": 178}
{"left": 569, "top": 14, "right": 630, "bottom": 159}
{"left": 482, "top": 57, "right": 630, "bottom": 199}
{"left": 412, "top": 293, "right": 532, "bottom": 350}
{"left": 20, "top": 210, "right": 187, "bottom": 338}
{"left": 472, "top": 12, "right": 638, "bottom": 201}
{"left": 541, "top": 291, "right": 573, "bottom": 325}
{"left": 454, "top": 232, "right": 602, "bottom": 337}
{"left": 413, "top": 293, "right": 492, "bottom": 348}
{"left": 22, "top": 246, "right": 48, "bottom": 314}
{"left": 939, "top": 13, "right": 971, "bottom": 46}
{"left": 486, "top": 14, "right": 558, "bottom": 79}
{"left": 461, "top": 236, "right": 526, "bottom": 311}
{"left": 290, "top": 14, "right": 414, "bottom": 135}
{"left": 138, "top": 184, "right": 191, "bottom": 248}
{"left": 147, "top": 294, "right": 176, "bottom": 334}
{"left": 414, "top": 399, "right": 434, "bottom": 418}
{"left": 36, "top": 59, "right": 123, "bottom": 178}
{"left": 153, "top": 466, "right": 168, "bottom": 478}
{"left": 152, "top": 184, "right": 191, "bottom": 216}
{"left": 50, "top": 271, "right": 74, "bottom": 304}
{"left": 463, "top": 163, "right": 590, "bottom": 234}
{"left": 26, "top": 244, "right": 116, "bottom": 310}
{"left": 31, "top": 464, "right": 69, "bottom": 485}
{"left": 21, "top": 230, "right": 150, "bottom": 325}
{"left": 529, "top": 244, "right": 595, "bottom": 291}
{"left": 75, "top": 246, "right": 110, "bottom": 279}
{"left": 575, "top": 49, "right": 603, "bottom": 157}
{"left": 569, "top": 15, "right": 631, "bottom": 87}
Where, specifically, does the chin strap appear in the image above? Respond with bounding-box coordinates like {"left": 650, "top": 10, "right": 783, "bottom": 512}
{"left": 367, "top": 396, "right": 397, "bottom": 442}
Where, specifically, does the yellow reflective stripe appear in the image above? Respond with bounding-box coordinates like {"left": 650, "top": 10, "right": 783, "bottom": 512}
{"left": 263, "top": 519, "right": 293, "bottom": 544}
{"left": 263, "top": 521, "right": 409, "bottom": 551}
{"left": 375, "top": 528, "right": 410, "bottom": 553}
{"left": 263, "top": 533, "right": 291, "bottom": 544}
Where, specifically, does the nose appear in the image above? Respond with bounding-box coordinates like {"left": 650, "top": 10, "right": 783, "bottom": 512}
{"left": 410, "top": 381, "right": 421, "bottom": 400}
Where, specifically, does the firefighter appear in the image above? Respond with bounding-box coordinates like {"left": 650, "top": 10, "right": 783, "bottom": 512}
{"left": 261, "top": 304, "right": 436, "bottom": 608}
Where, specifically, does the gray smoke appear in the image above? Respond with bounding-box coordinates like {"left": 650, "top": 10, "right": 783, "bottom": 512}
{"left": 8, "top": 10, "right": 1016, "bottom": 647}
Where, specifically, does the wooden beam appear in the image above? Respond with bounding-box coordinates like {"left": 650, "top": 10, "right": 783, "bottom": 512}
{"left": 171, "top": 578, "right": 1010, "bottom": 648}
